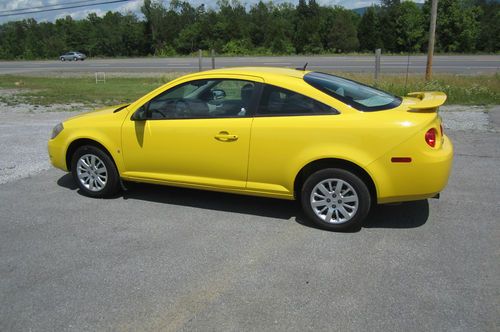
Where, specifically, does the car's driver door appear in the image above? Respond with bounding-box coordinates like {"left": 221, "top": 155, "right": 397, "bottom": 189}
{"left": 120, "top": 77, "right": 262, "bottom": 190}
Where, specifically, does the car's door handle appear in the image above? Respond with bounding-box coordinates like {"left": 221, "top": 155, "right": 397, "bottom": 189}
{"left": 214, "top": 131, "right": 238, "bottom": 142}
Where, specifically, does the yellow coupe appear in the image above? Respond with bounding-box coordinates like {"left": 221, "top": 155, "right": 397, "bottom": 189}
{"left": 48, "top": 67, "right": 453, "bottom": 231}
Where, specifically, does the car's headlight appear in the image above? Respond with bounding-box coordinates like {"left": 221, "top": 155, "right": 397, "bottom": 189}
{"left": 51, "top": 122, "right": 64, "bottom": 139}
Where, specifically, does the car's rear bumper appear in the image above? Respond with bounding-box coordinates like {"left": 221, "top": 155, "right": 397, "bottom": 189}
{"left": 367, "top": 134, "right": 454, "bottom": 204}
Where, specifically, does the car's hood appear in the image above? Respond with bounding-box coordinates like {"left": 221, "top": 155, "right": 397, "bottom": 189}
{"left": 64, "top": 104, "right": 129, "bottom": 122}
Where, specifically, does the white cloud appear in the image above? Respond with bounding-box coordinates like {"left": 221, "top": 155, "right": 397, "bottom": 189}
{"left": 0, "top": 0, "right": 43, "bottom": 11}
{"left": 118, "top": 0, "right": 142, "bottom": 13}
{"left": 0, "top": 0, "right": 426, "bottom": 24}
{"left": 54, "top": 8, "right": 107, "bottom": 21}
{"left": 333, "top": 1, "right": 380, "bottom": 8}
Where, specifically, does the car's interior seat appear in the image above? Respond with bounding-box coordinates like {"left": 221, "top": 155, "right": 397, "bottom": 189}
{"left": 225, "top": 83, "right": 253, "bottom": 116}
{"left": 186, "top": 99, "right": 209, "bottom": 117}
{"left": 282, "top": 93, "right": 313, "bottom": 114}
{"left": 262, "top": 90, "right": 284, "bottom": 114}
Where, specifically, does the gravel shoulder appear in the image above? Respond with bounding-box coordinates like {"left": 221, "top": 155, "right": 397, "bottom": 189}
{"left": 0, "top": 111, "right": 80, "bottom": 184}
{"left": 0, "top": 89, "right": 94, "bottom": 184}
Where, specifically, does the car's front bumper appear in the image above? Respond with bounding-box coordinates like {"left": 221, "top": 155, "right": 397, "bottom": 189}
{"left": 48, "top": 138, "right": 68, "bottom": 171}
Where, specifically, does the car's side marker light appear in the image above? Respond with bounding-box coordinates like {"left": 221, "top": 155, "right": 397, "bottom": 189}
{"left": 391, "top": 157, "right": 412, "bottom": 163}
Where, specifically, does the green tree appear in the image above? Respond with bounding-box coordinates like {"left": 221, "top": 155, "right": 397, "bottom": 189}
{"left": 395, "top": 1, "right": 424, "bottom": 52}
{"left": 217, "top": 0, "right": 251, "bottom": 43}
{"left": 0, "top": 0, "right": 489, "bottom": 59}
{"left": 249, "top": 1, "right": 270, "bottom": 48}
{"left": 357, "top": 6, "right": 383, "bottom": 52}
{"left": 474, "top": 0, "right": 500, "bottom": 52}
{"left": 424, "top": 0, "right": 481, "bottom": 52}
{"left": 323, "top": 7, "right": 359, "bottom": 53}
{"left": 0, "top": 21, "right": 28, "bottom": 59}
{"left": 176, "top": 22, "right": 203, "bottom": 54}
{"left": 141, "top": 0, "right": 177, "bottom": 54}
{"left": 295, "top": 0, "right": 323, "bottom": 53}
{"left": 379, "top": 0, "right": 401, "bottom": 52}
{"left": 266, "top": 4, "right": 295, "bottom": 54}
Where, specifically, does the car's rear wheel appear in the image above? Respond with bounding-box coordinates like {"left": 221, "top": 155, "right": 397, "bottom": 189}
{"left": 301, "top": 168, "right": 371, "bottom": 231}
{"left": 73, "top": 57, "right": 78, "bottom": 61}
{"left": 71, "top": 145, "right": 120, "bottom": 198}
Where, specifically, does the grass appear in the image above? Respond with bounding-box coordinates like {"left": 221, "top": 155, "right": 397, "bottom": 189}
{"left": 0, "top": 74, "right": 181, "bottom": 107}
{"left": 0, "top": 72, "right": 498, "bottom": 108}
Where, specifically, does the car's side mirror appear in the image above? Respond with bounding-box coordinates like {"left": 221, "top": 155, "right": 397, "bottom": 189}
{"left": 131, "top": 104, "right": 148, "bottom": 121}
{"left": 212, "top": 89, "right": 226, "bottom": 100}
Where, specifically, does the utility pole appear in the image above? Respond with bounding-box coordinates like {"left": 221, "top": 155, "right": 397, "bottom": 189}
{"left": 425, "top": 0, "right": 438, "bottom": 81}
{"left": 375, "top": 48, "right": 381, "bottom": 83}
{"left": 198, "top": 49, "right": 202, "bottom": 72}
{"left": 211, "top": 49, "right": 215, "bottom": 69}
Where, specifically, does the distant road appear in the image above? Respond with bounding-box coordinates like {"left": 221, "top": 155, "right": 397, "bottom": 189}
{"left": 0, "top": 55, "right": 499, "bottom": 75}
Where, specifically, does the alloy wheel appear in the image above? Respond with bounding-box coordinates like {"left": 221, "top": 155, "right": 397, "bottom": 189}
{"left": 76, "top": 154, "right": 108, "bottom": 192}
{"left": 310, "top": 178, "right": 359, "bottom": 224}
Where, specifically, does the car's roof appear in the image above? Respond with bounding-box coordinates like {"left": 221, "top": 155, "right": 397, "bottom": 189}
{"left": 193, "top": 66, "right": 310, "bottom": 80}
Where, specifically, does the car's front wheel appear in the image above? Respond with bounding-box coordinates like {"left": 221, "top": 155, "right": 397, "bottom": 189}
{"left": 301, "top": 168, "right": 371, "bottom": 231}
{"left": 60, "top": 57, "right": 65, "bottom": 61}
{"left": 71, "top": 145, "right": 120, "bottom": 198}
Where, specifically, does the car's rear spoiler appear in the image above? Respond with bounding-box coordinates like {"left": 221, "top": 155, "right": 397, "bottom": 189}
{"left": 407, "top": 91, "right": 447, "bottom": 111}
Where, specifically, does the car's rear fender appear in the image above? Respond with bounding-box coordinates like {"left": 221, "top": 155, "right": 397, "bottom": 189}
{"left": 366, "top": 114, "right": 453, "bottom": 203}
{"left": 287, "top": 109, "right": 445, "bottom": 202}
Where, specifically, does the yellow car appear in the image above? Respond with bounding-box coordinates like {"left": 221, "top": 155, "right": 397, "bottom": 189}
{"left": 48, "top": 67, "right": 453, "bottom": 231}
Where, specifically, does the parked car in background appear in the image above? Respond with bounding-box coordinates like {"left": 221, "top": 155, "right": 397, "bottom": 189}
{"left": 47, "top": 67, "right": 453, "bottom": 231}
{"left": 59, "top": 52, "right": 86, "bottom": 61}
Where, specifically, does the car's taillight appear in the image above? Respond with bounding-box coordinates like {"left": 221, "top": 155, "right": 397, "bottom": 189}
{"left": 425, "top": 128, "right": 437, "bottom": 147}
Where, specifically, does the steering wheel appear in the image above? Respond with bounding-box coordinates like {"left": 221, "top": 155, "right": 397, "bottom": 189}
{"left": 175, "top": 99, "right": 191, "bottom": 118}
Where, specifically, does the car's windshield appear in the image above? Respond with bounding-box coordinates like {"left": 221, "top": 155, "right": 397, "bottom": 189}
{"left": 304, "top": 72, "right": 401, "bottom": 112}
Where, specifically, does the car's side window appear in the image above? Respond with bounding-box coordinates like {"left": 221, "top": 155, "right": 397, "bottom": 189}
{"left": 142, "top": 79, "right": 257, "bottom": 120}
{"left": 257, "top": 84, "right": 338, "bottom": 116}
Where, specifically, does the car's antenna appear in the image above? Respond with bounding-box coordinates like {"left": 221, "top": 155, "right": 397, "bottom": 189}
{"left": 296, "top": 62, "right": 308, "bottom": 71}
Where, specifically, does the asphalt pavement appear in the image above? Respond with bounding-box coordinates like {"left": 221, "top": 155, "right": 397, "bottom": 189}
{"left": 1, "top": 55, "right": 499, "bottom": 75}
{"left": 0, "top": 108, "right": 499, "bottom": 331}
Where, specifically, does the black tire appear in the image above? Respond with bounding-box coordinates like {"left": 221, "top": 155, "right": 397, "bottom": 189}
{"left": 73, "top": 57, "right": 78, "bottom": 61}
{"left": 71, "top": 145, "right": 120, "bottom": 198}
{"left": 300, "top": 168, "right": 371, "bottom": 231}
{"left": 60, "top": 57, "right": 65, "bottom": 61}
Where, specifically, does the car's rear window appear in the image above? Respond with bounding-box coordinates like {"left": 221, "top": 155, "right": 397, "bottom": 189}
{"left": 304, "top": 72, "right": 401, "bottom": 112}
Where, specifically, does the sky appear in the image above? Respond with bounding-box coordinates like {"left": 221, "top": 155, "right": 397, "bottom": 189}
{"left": 0, "top": 0, "right": 425, "bottom": 24}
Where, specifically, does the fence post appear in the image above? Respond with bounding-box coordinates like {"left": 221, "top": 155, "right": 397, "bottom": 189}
{"left": 375, "top": 48, "right": 381, "bottom": 82}
{"left": 211, "top": 49, "right": 215, "bottom": 69}
{"left": 198, "top": 49, "right": 202, "bottom": 72}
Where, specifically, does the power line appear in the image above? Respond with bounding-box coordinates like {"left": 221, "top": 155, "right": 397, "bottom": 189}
{"left": 0, "top": 0, "right": 106, "bottom": 14}
{"left": 0, "top": 0, "right": 136, "bottom": 18}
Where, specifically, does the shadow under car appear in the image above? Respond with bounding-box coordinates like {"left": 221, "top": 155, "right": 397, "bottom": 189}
{"left": 57, "top": 173, "right": 429, "bottom": 231}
